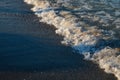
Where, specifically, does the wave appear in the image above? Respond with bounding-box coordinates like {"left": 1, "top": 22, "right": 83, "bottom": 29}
{"left": 24, "top": 0, "right": 120, "bottom": 79}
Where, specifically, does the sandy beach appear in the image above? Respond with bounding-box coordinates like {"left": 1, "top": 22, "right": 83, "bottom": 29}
{"left": 0, "top": 0, "right": 117, "bottom": 80}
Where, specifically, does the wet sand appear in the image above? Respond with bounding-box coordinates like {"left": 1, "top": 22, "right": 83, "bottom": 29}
{"left": 0, "top": 0, "right": 117, "bottom": 80}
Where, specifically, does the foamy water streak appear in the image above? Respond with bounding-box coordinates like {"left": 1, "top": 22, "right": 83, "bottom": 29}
{"left": 24, "top": 0, "right": 120, "bottom": 79}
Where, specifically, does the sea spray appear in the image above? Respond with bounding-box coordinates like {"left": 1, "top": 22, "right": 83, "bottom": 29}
{"left": 24, "top": 0, "right": 120, "bottom": 79}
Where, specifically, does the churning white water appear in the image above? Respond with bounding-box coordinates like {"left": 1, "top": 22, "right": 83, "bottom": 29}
{"left": 24, "top": 0, "right": 120, "bottom": 79}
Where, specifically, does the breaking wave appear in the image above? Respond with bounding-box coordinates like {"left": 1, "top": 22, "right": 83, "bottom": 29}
{"left": 24, "top": 0, "right": 120, "bottom": 79}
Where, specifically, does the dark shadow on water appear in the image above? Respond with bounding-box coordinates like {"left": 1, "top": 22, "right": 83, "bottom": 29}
{"left": 95, "top": 39, "right": 120, "bottom": 52}
{"left": 74, "top": 38, "right": 120, "bottom": 54}
{"left": 0, "top": 0, "right": 85, "bottom": 72}
{"left": 0, "top": 33, "right": 85, "bottom": 72}
{"left": 0, "top": 33, "right": 117, "bottom": 80}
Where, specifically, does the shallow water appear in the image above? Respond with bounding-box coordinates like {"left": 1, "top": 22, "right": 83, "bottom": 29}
{"left": 0, "top": 33, "right": 83, "bottom": 71}
{"left": 24, "top": 0, "right": 120, "bottom": 79}
{"left": 0, "top": 0, "right": 119, "bottom": 80}
{"left": 0, "top": 0, "right": 82, "bottom": 71}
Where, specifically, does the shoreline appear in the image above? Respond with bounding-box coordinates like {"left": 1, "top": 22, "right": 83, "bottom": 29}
{"left": 0, "top": 58, "right": 117, "bottom": 80}
{"left": 0, "top": 0, "right": 118, "bottom": 80}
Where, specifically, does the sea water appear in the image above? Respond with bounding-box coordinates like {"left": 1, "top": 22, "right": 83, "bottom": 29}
{"left": 23, "top": 0, "right": 120, "bottom": 79}
{"left": 0, "top": 0, "right": 83, "bottom": 71}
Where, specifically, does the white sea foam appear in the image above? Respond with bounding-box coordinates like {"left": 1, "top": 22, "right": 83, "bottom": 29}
{"left": 24, "top": 0, "right": 120, "bottom": 79}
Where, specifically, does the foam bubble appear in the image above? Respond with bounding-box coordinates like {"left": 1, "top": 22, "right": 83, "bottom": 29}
{"left": 92, "top": 47, "right": 120, "bottom": 79}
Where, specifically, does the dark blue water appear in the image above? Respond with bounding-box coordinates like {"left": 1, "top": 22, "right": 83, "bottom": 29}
{"left": 0, "top": 0, "right": 118, "bottom": 80}
{"left": 0, "top": 0, "right": 84, "bottom": 71}
{"left": 0, "top": 33, "right": 85, "bottom": 71}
